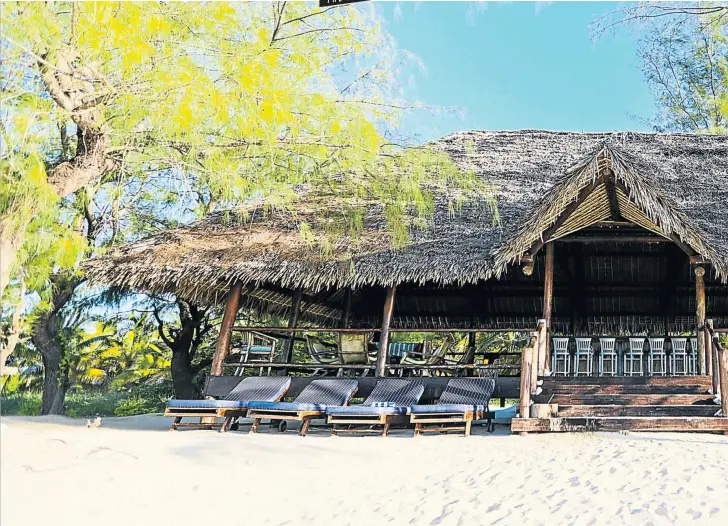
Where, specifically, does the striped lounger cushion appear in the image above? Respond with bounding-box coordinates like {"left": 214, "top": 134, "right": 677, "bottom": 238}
{"left": 166, "top": 376, "right": 291, "bottom": 410}
{"left": 326, "top": 379, "right": 425, "bottom": 416}
{"left": 410, "top": 378, "right": 496, "bottom": 414}
{"left": 247, "top": 379, "right": 359, "bottom": 412}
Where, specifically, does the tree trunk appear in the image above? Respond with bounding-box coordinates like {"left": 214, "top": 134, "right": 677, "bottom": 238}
{"left": 40, "top": 350, "right": 69, "bottom": 415}
{"left": 157, "top": 299, "right": 213, "bottom": 400}
{"left": 170, "top": 347, "right": 196, "bottom": 400}
{"left": 31, "top": 275, "right": 77, "bottom": 415}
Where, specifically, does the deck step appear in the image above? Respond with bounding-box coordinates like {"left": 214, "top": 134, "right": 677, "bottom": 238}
{"left": 538, "top": 394, "right": 716, "bottom": 406}
{"left": 512, "top": 417, "right": 728, "bottom": 433}
{"left": 542, "top": 384, "right": 710, "bottom": 395}
{"left": 557, "top": 405, "right": 720, "bottom": 417}
{"left": 540, "top": 376, "right": 711, "bottom": 387}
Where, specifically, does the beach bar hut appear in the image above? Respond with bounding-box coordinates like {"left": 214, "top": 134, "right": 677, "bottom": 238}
{"left": 87, "top": 131, "right": 728, "bottom": 433}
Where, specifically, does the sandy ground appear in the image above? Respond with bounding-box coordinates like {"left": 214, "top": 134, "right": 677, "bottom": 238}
{"left": 2, "top": 415, "right": 728, "bottom": 526}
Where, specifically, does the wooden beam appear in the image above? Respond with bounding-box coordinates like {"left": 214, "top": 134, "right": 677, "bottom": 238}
{"left": 230, "top": 326, "right": 536, "bottom": 333}
{"left": 211, "top": 282, "right": 243, "bottom": 376}
{"left": 542, "top": 243, "right": 554, "bottom": 373}
{"left": 375, "top": 286, "right": 397, "bottom": 377}
{"left": 556, "top": 235, "right": 670, "bottom": 243}
{"left": 526, "top": 177, "right": 604, "bottom": 258}
{"left": 512, "top": 417, "right": 728, "bottom": 433}
{"left": 604, "top": 171, "right": 622, "bottom": 221}
{"left": 282, "top": 289, "right": 303, "bottom": 364}
{"left": 695, "top": 266, "right": 707, "bottom": 375}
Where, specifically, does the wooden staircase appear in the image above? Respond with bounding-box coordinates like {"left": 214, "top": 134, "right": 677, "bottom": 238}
{"left": 511, "top": 376, "right": 728, "bottom": 433}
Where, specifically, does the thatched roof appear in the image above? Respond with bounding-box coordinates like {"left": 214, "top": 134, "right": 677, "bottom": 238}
{"left": 86, "top": 130, "right": 728, "bottom": 305}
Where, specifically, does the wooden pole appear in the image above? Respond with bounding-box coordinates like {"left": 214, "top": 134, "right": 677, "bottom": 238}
{"left": 519, "top": 332, "right": 537, "bottom": 424}
{"left": 282, "top": 289, "right": 303, "bottom": 364}
{"left": 210, "top": 282, "right": 243, "bottom": 376}
{"left": 712, "top": 331, "right": 728, "bottom": 417}
{"left": 695, "top": 266, "right": 707, "bottom": 375}
{"left": 466, "top": 331, "right": 477, "bottom": 377}
{"left": 708, "top": 320, "right": 720, "bottom": 395}
{"left": 375, "top": 286, "right": 396, "bottom": 378}
{"left": 543, "top": 243, "right": 555, "bottom": 374}
{"left": 341, "top": 287, "right": 352, "bottom": 328}
{"left": 536, "top": 319, "right": 547, "bottom": 377}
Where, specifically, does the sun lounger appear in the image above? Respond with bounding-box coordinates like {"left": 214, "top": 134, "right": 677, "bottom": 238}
{"left": 246, "top": 379, "right": 359, "bottom": 436}
{"left": 326, "top": 379, "right": 425, "bottom": 436}
{"left": 409, "top": 378, "right": 496, "bottom": 436}
{"left": 164, "top": 376, "right": 290, "bottom": 431}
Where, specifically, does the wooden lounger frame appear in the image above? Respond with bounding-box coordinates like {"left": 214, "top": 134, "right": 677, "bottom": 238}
{"left": 327, "top": 413, "right": 410, "bottom": 437}
{"left": 165, "top": 406, "right": 230, "bottom": 431}
{"left": 410, "top": 410, "right": 495, "bottom": 437}
{"left": 245, "top": 408, "right": 323, "bottom": 436}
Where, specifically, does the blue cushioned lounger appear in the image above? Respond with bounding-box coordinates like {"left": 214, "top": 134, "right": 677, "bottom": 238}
{"left": 164, "top": 376, "right": 291, "bottom": 431}
{"left": 245, "top": 379, "right": 359, "bottom": 436}
{"left": 409, "top": 378, "right": 496, "bottom": 436}
{"left": 326, "top": 379, "right": 425, "bottom": 436}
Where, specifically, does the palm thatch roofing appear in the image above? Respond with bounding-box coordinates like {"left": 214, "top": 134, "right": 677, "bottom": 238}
{"left": 86, "top": 131, "right": 728, "bottom": 312}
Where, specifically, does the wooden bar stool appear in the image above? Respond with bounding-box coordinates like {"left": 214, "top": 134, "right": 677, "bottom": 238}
{"left": 574, "top": 338, "right": 594, "bottom": 376}
{"left": 625, "top": 338, "right": 645, "bottom": 376}
{"left": 648, "top": 338, "right": 666, "bottom": 376}
{"left": 552, "top": 338, "right": 571, "bottom": 376}
{"left": 689, "top": 337, "right": 699, "bottom": 375}
{"left": 670, "top": 338, "right": 688, "bottom": 376}
{"left": 599, "top": 338, "right": 617, "bottom": 376}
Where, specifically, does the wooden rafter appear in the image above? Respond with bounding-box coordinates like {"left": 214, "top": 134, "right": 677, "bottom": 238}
{"left": 604, "top": 170, "right": 622, "bottom": 221}
{"left": 525, "top": 176, "right": 604, "bottom": 260}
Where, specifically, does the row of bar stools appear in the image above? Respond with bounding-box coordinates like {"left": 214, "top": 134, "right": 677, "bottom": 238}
{"left": 552, "top": 337, "right": 617, "bottom": 377}
{"left": 552, "top": 337, "right": 698, "bottom": 377}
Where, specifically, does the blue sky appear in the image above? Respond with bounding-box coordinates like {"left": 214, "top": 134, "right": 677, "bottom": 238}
{"left": 377, "top": 1, "right": 655, "bottom": 141}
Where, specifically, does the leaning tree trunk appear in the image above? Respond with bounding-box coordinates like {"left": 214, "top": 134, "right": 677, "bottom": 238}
{"left": 170, "top": 349, "right": 196, "bottom": 400}
{"left": 31, "top": 275, "right": 77, "bottom": 415}
{"left": 40, "top": 348, "right": 69, "bottom": 415}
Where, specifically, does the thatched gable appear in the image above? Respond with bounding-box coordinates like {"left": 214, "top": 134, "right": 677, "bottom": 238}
{"left": 85, "top": 131, "right": 728, "bottom": 307}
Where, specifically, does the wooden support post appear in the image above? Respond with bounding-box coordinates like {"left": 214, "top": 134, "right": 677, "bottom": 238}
{"left": 467, "top": 331, "right": 476, "bottom": 377}
{"left": 375, "top": 286, "right": 396, "bottom": 378}
{"left": 211, "top": 282, "right": 243, "bottom": 376}
{"left": 282, "top": 289, "right": 303, "bottom": 364}
{"left": 537, "top": 319, "right": 547, "bottom": 377}
{"left": 543, "top": 243, "right": 555, "bottom": 374}
{"left": 695, "top": 266, "right": 707, "bottom": 375}
{"left": 712, "top": 330, "right": 728, "bottom": 417}
{"left": 519, "top": 332, "right": 537, "bottom": 425}
{"left": 708, "top": 320, "right": 720, "bottom": 396}
{"left": 341, "top": 288, "right": 352, "bottom": 328}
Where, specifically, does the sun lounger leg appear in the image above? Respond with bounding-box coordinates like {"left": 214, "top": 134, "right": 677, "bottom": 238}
{"left": 219, "top": 416, "right": 233, "bottom": 433}
{"left": 331, "top": 424, "right": 337, "bottom": 436}
{"left": 382, "top": 422, "right": 390, "bottom": 437}
{"left": 251, "top": 418, "right": 261, "bottom": 433}
{"left": 464, "top": 419, "right": 472, "bottom": 437}
{"left": 414, "top": 422, "right": 422, "bottom": 436}
{"left": 170, "top": 417, "right": 182, "bottom": 431}
{"left": 300, "top": 418, "right": 312, "bottom": 437}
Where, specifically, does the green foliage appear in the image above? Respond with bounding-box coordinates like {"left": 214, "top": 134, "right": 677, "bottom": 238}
{"left": 636, "top": 5, "right": 727, "bottom": 132}
{"left": 2, "top": 381, "right": 172, "bottom": 418}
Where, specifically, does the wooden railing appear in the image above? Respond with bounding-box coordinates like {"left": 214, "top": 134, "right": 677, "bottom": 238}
{"left": 706, "top": 319, "right": 728, "bottom": 418}
{"left": 518, "top": 320, "right": 546, "bottom": 420}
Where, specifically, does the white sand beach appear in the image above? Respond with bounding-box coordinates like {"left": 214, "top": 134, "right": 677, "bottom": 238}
{"left": 2, "top": 415, "right": 728, "bottom": 526}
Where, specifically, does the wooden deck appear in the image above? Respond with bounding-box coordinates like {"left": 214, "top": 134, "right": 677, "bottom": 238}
{"left": 512, "top": 375, "right": 727, "bottom": 433}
